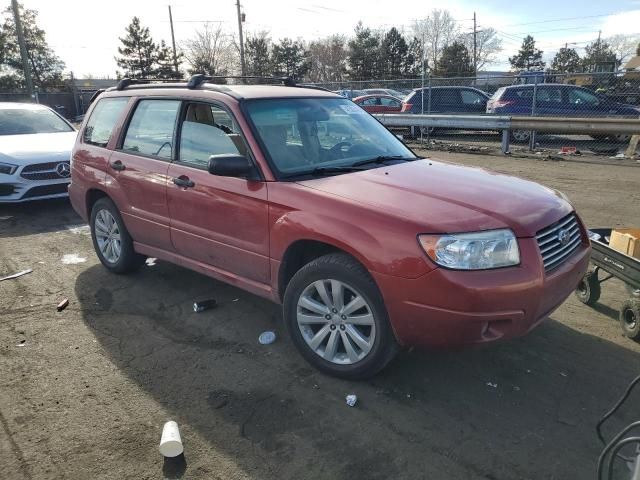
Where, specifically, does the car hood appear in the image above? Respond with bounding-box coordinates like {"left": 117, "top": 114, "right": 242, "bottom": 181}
{"left": 0, "top": 131, "right": 77, "bottom": 165}
{"left": 296, "top": 159, "right": 573, "bottom": 237}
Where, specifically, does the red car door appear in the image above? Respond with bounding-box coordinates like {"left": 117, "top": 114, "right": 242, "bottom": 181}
{"left": 106, "top": 98, "right": 180, "bottom": 252}
{"left": 166, "top": 102, "right": 270, "bottom": 284}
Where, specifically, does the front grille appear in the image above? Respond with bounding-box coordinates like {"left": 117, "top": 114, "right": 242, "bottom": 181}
{"left": 21, "top": 183, "right": 69, "bottom": 199}
{"left": 536, "top": 213, "right": 583, "bottom": 272}
{"left": 21, "top": 161, "right": 70, "bottom": 180}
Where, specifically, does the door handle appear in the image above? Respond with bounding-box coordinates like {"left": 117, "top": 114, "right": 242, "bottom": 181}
{"left": 110, "top": 160, "right": 125, "bottom": 171}
{"left": 173, "top": 176, "right": 195, "bottom": 188}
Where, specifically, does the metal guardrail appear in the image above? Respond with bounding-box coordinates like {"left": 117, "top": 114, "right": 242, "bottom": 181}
{"left": 374, "top": 113, "right": 640, "bottom": 154}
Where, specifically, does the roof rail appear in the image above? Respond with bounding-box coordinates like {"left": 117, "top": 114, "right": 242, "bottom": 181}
{"left": 115, "top": 78, "right": 183, "bottom": 91}
{"left": 186, "top": 74, "right": 297, "bottom": 89}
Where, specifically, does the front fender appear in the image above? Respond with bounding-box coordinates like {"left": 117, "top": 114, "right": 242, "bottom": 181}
{"left": 270, "top": 208, "right": 432, "bottom": 279}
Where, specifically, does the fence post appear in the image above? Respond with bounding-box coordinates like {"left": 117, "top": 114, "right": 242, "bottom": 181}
{"left": 529, "top": 75, "right": 538, "bottom": 151}
{"left": 501, "top": 129, "right": 511, "bottom": 155}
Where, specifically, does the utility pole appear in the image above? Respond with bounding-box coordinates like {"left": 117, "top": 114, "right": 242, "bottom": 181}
{"left": 168, "top": 5, "right": 180, "bottom": 77}
{"left": 236, "top": 0, "right": 246, "bottom": 76}
{"left": 11, "top": 0, "right": 34, "bottom": 99}
{"left": 473, "top": 12, "right": 477, "bottom": 76}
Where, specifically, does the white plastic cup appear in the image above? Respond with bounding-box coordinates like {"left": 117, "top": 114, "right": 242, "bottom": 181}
{"left": 159, "top": 421, "right": 183, "bottom": 457}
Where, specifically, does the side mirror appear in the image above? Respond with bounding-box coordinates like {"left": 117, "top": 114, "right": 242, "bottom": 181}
{"left": 208, "top": 154, "right": 255, "bottom": 179}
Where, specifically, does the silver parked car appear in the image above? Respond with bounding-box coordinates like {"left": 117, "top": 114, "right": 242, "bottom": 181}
{"left": 0, "top": 103, "right": 77, "bottom": 202}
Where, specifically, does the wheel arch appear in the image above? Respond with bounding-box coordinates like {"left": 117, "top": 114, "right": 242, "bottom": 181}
{"left": 278, "top": 239, "right": 372, "bottom": 302}
{"left": 86, "top": 188, "right": 110, "bottom": 218}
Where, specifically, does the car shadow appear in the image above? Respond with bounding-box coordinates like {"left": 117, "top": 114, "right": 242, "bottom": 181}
{"left": 0, "top": 198, "right": 83, "bottom": 239}
{"left": 74, "top": 262, "right": 640, "bottom": 479}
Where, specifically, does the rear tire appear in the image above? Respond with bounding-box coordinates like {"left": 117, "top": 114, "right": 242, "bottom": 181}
{"left": 575, "top": 270, "right": 601, "bottom": 306}
{"left": 90, "top": 197, "right": 145, "bottom": 274}
{"left": 283, "top": 253, "right": 398, "bottom": 379}
{"left": 620, "top": 299, "right": 640, "bottom": 340}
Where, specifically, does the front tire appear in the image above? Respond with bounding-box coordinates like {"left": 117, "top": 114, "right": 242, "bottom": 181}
{"left": 283, "top": 253, "right": 398, "bottom": 379}
{"left": 575, "top": 270, "right": 601, "bottom": 306}
{"left": 90, "top": 197, "right": 145, "bottom": 274}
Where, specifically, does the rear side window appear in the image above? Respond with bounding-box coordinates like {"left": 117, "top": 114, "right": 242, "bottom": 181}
{"left": 536, "top": 87, "right": 562, "bottom": 103}
{"left": 380, "top": 97, "right": 400, "bottom": 107}
{"left": 83, "top": 98, "right": 129, "bottom": 147}
{"left": 505, "top": 88, "right": 533, "bottom": 100}
{"left": 122, "top": 100, "right": 180, "bottom": 160}
{"left": 461, "top": 90, "right": 486, "bottom": 105}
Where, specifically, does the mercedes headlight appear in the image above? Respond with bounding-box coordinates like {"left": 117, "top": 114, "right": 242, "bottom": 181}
{"left": 0, "top": 162, "right": 18, "bottom": 175}
{"left": 418, "top": 229, "right": 520, "bottom": 270}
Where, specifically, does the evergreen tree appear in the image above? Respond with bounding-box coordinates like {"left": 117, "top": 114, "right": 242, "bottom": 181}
{"left": 637, "top": 42, "right": 640, "bottom": 56}
{"left": 115, "top": 17, "right": 158, "bottom": 78}
{"left": 582, "top": 39, "right": 617, "bottom": 71}
{"left": 379, "top": 27, "right": 408, "bottom": 78}
{"left": 271, "top": 38, "right": 309, "bottom": 80}
{"left": 347, "top": 22, "right": 380, "bottom": 80}
{"left": 155, "top": 40, "right": 182, "bottom": 79}
{"left": 436, "top": 41, "right": 473, "bottom": 77}
{"left": 551, "top": 47, "right": 581, "bottom": 73}
{"left": 1, "top": 4, "right": 65, "bottom": 89}
{"left": 245, "top": 32, "right": 272, "bottom": 76}
{"left": 403, "top": 37, "right": 424, "bottom": 77}
{"left": 509, "top": 35, "right": 545, "bottom": 71}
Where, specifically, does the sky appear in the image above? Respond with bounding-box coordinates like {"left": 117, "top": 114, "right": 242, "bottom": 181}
{"left": 12, "top": 0, "right": 640, "bottom": 78}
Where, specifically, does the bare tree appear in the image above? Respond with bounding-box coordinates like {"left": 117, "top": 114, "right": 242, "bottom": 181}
{"left": 307, "top": 35, "right": 347, "bottom": 82}
{"left": 412, "top": 10, "right": 459, "bottom": 70}
{"left": 605, "top": 34, "right": 640, "bottom": 67}
{"left": 459, "top": 28, "right": 503, "bottom": 71}
{"left": 183, "top": 23, "right": 238, "bottom": 77}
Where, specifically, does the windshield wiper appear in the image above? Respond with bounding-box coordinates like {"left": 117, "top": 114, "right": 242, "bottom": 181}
{"left": 280, "top": 165, "right": 367, "bottom": 179}
{"left": 351, "top": 155, "right": 417, "bottom": 167}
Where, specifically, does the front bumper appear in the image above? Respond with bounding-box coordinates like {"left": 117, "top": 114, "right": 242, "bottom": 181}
{"left": 0, "top": 163, "right": 70, "bottom": 202}
{"left": 374, "top": 238, "right": 591, "bottom": 348}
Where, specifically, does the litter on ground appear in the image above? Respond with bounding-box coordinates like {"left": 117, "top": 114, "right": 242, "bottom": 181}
{"left": 61, "top": 254, "right": 87, "bottom": 265}
{"left": 0, "top": 269, "right": 33, "bottom": 282}
{"left": 258, "top": 331, "right": 276, "bottom": 345}
{"left": 346, "top": 394, "right": 358, "bottom": 407}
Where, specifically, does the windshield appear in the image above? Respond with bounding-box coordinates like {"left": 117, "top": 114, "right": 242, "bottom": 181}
{"left": 0, "top": 107, "right": 74, "bottom": 136}
{"left": 245, "top": 97, "right": 415, "bottom": 177}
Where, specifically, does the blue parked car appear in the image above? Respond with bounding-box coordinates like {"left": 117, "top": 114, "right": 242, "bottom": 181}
{"left": 487, "top": 84, "right": 640, "bottom": 142}
{"left": 400, "top": 86, "right": 490, "bottom": 136}
{"left": 401, "top": 86, "right": 490, "bottom": 114}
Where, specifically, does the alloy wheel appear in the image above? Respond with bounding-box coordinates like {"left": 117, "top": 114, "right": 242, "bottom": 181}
{"left": 296, "top": 279, "right": 376, "bottom": 365}
{"left": 94, "top": 209, "right": 122, "bottom": 264}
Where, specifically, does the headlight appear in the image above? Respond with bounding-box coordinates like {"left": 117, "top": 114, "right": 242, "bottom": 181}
{"left": 418, "top": 229, "right": 520, "bottom": 270}
{"left": 0, "top": 162, "right": 18, "bottom": 175}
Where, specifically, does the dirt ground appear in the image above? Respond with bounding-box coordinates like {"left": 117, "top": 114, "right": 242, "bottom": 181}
{"left": 1, "top": 152, "right": 640, "bottom": 480}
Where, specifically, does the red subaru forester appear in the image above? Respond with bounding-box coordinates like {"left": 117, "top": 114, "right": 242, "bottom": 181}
{"left": 69, "top": 76, "right": 591, "bottom": 379}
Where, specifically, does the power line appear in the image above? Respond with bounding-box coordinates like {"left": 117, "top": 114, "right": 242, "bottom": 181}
{"left": 501, "top": 12, "right": 622, "bottom": 27}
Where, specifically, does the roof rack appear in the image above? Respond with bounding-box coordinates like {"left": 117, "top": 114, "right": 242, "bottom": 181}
{"left": 186, "top": 74, "right": 297, "bottom": 89}
{"left": 114, "top": 78, "right": 183, "bottom": 91}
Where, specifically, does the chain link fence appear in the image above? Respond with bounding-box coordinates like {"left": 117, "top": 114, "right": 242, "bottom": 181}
{"left": 308, "top": 72, "right": 640, "bottom": 159}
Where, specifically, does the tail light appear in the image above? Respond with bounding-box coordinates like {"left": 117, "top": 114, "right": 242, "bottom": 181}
{"left": 401, "top": 103, "right": 413, "bottom": 112}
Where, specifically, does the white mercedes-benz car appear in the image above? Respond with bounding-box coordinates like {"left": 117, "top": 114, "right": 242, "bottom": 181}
{"left": 0, "top": 102, "right": 77, "bottom": 202}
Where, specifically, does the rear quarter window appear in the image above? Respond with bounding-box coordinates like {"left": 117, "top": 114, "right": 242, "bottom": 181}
{"left": 83, "top": 97, "right": 129, "bottom": 147}
{"left": 504, "top": 88, "right": 533, "bottom": 100}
